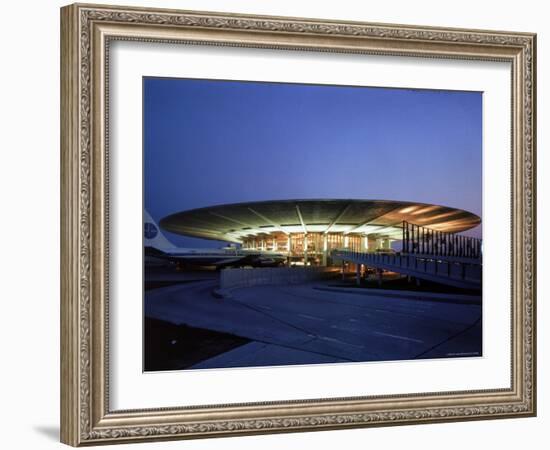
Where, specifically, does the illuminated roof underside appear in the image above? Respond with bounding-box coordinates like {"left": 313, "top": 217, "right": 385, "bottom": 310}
{"left": 159, "top": 199, "right": 481, "bottom": 244}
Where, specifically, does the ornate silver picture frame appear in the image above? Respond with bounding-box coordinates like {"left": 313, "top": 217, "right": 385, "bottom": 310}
{"left": 60, "top": 3, "right": 536, "bottom": 446}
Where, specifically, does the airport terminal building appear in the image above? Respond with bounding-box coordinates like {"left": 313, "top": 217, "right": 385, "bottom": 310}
{"left": 159, "top": 199, "right": 481, "bottom": 266}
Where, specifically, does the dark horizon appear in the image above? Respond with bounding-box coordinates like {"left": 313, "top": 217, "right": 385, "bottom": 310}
{"left": 144, "top": 77, "right": 482, "bottom": 248}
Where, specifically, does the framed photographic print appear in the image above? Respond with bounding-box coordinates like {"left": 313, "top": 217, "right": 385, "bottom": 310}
{"left": 60, "top": 3, "right": 537, "bottom": 446}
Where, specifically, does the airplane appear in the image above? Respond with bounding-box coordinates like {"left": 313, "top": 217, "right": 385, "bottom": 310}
{"left": 144, "top": 210, "right": 287, "bottom": 269}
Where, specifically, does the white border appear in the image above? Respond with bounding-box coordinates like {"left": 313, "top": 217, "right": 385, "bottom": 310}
{"left": 109, "top": 41, "right": 511, "bottom": 410}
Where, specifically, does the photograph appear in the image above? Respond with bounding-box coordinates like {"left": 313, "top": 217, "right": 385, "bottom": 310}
{"left": 57, "top": 2, "right": 536, "bottom": 446}
{"left": 143, "top": 77, "right": 484, "bottom": 372}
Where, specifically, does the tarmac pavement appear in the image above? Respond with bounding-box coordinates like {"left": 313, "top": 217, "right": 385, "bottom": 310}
{"left": 144, "top": 279, "right": 482, "bottom": 369}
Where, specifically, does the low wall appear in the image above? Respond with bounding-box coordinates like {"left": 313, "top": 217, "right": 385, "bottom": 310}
{"left": 220, "top": 266, "right": 338, "bottom": 289}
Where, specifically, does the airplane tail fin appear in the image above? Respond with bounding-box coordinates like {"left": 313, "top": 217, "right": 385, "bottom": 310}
{"left": 144, "top": 210, "right": 175, "bottom": 251}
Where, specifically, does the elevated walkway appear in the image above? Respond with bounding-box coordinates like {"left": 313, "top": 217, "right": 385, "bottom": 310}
{"left": 331, "top": 250, "right": 481, "bottom": 290}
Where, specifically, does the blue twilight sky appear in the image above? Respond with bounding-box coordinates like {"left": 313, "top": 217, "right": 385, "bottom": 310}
{"left": 144, "top": 77, "right": 482, "bottom": 248}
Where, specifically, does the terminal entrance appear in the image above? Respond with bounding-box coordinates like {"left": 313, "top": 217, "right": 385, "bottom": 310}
{"left": 242, "top": 231, "right": 394, "bottom": 267}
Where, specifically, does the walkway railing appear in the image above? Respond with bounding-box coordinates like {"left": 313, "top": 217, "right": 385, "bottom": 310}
{"left": 331, "top": 250, "right": 482, "bottom": 290}
{"left": 402, "top": 221, "right": 482, "bottom": 260}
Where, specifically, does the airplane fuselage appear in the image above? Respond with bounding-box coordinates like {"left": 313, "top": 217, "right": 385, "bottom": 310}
{"left": 145, "top": 246, "right": 287, "bottom": 268}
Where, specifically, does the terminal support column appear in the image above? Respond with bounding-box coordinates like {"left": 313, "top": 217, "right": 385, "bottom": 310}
{"left": 303, "top": 234, "right": 308, "bottom": 266}
{"left": 322, "top": 234, "right": 328, "bottom": 266}
{"left": 363, "top": 236, "right": 369, "bottom": 252}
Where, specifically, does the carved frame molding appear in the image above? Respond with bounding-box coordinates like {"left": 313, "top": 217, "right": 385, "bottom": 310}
{"left": 60, "top": 3, "right": 536, "bottom": 446}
